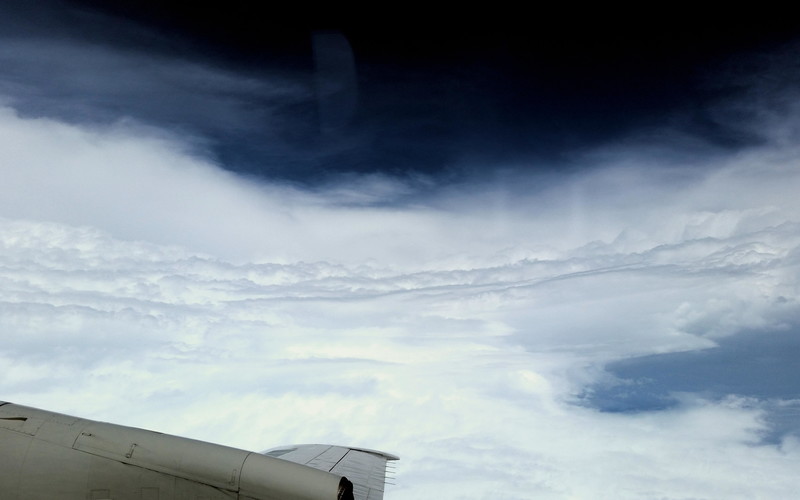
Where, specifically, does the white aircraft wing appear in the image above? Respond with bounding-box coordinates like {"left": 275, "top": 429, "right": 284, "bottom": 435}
{"left": 264, "top": 444, "right": 398, "bottom": 500}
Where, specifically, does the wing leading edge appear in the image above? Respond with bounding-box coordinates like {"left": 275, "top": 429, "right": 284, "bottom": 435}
{"left": 264, "top": 444, "right": 398, "bottom": 500}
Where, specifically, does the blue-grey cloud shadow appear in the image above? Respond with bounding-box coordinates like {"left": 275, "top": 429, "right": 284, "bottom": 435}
{"left": 4, "top": 2, "right": 792, "bottom": 184}
{"left": 580, "top": 325, "right": 800, "bottom": 443}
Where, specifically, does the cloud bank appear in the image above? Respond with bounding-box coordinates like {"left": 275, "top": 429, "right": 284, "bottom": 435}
{"left": 2, "top": 94, "right": 800, "bottom": 498}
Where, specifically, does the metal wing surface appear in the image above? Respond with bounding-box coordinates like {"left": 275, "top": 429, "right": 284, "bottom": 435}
{"left": 264, "top": 444, "right": 398, "bottom": 500}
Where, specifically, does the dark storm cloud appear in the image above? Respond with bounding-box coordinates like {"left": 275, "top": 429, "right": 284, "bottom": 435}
{"left": 4, "top": 1, "right": 800, "bottom": 183}
{"left": 0, "top": 1, "right": 324, "bottom": 177}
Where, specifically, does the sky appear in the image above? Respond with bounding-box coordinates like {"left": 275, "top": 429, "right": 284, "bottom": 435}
{"left": 2, "top": 2, "right": 800, "bottom": 498}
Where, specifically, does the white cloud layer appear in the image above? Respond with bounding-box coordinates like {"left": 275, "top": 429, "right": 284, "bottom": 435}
{"left": 2, "top": 103, "right": 800, "bottom": 498}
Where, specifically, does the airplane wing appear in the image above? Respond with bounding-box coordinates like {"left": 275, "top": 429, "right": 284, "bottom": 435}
{"left": 264, "top": 444, "right": 398, "bottom": 500}
{"left": 0, "top": 401, "right": 397, "bottom": 500}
